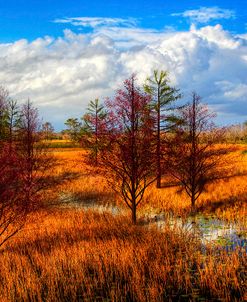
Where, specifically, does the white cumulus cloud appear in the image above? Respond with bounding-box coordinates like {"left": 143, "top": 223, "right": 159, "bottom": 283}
{"left": 0, "top": 22, "right": 246, "bottom": 129}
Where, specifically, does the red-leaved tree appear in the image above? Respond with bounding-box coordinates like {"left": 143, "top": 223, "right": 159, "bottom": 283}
{"left": 0, "top": 144, "right": 25, "bottom": 247}
{"left": 166, "top": 93, "right": 232, "bottom": 212}
{"left": 17, "top": 100, "right": 54, "bottom": 211}
{"left": 0, "top": 100, "right": 55, "bottom": 248}
{"left": 101, "top": 75, "right": 156, "bottom": 223}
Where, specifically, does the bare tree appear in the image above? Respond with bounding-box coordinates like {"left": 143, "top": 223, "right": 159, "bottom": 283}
{"left": 166, "top": 93, "right": 231, "bottom": 213}
{"left": 41, "top": 122, "right": 54, "bottom": 140}
{"left": 101, "top": 76, "right": 156, "bottom": 223}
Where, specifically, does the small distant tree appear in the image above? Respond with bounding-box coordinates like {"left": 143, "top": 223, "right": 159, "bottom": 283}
{"left": 166, "top": 93, "right": 230, "bottom": 213}
{"left": 82, "top": 99, "right": 107, "bottom": 166}
{"left": 0, "top": 88, "right": 20, "bottom": 146}
{"left": 144, "top": 70, "right": 181, "bottom": 188}
{"left": 41, "top": 122, "right": 54, "bottom": 140}
{"left": 243, "top": 121, "right": 247, "bottom": 141}
{"left": 101, "top": 76, "right": 155, "bottom": 224}
{"left": 6, "top": 98, "right": 20, "bottom": 146}
{"left": 64, "top": 118, "right": 82, "bottom": 142}
{"left": 0, "top": 87, "right": 9, "bottom": 140}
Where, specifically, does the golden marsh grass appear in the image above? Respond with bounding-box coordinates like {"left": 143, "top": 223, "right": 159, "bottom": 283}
{"left": 0, "top": 145, "right": 246, "bottom": 301}
{"left": 0, "top": 209, "right": 246, "bottom": 301}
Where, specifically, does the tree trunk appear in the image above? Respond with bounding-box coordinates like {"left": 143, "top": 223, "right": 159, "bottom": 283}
{"left": 131, "top": 203, "right": 137, "bottom": 224}
{"left": 95, "top": 106, "right": 98, "bottom": 166}
{"left": 156, "top": 86, "right": 161, "bottom": 188}
{"left": 191, "top": 193, "right": 196, "bottom": 214}
{"left": 156, "top": 123, "right": 161, "bottom": 188}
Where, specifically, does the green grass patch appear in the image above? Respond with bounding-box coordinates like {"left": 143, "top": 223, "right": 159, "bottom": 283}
{"left": 47, "top": 141, "right": 80, "bottom": 148}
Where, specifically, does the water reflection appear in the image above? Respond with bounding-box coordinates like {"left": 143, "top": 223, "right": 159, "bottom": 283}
{"left": 146, "top": 213, "right": 246, "bottom": 250}
{"left": 59, "top": 192, "right": 246, "bottom": 250}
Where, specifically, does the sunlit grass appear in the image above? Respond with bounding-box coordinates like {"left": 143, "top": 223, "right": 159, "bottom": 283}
{"left": 51, "top": 145, "right": 247, "bottom": 226}
{"left": 0, "top": 209, "right": 245, "bottom": 301}
{"left": 1, "top": 144, "right": 246, "bottom": 301}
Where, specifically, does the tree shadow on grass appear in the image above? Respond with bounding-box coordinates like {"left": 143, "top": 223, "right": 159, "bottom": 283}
{"left": 197, "top": 192, "right": 247, "bottom": 214}
{"left": 40, "top": 171, "right": 82, "bottom": 192}
{"left": 161, "top": 170, "right": 247, "bottom": 189}
{"left": 3, "top": 214, "right": 146, "bottom": 255}
{"left": 56, "top": 190, "right": 116, "bottom": 208}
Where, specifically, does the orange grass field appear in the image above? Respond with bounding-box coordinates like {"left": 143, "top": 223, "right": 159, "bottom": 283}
{"left": 53, "top": 146, "right": 247, "bottom": 223}
{"left": 0, "top": 145, "right": 246, "bottom": 301}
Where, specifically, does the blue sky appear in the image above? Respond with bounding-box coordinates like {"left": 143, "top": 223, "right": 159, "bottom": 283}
{"left": 1, "top": 0, "right": 246, "bottom": 42}
{"left": 0, "top": 0, "right": 246, "bottom": 129}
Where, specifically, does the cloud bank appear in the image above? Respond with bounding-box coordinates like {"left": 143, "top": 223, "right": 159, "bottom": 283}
{"left": 0, "top": 21, "right": 246, "bottom": 129}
